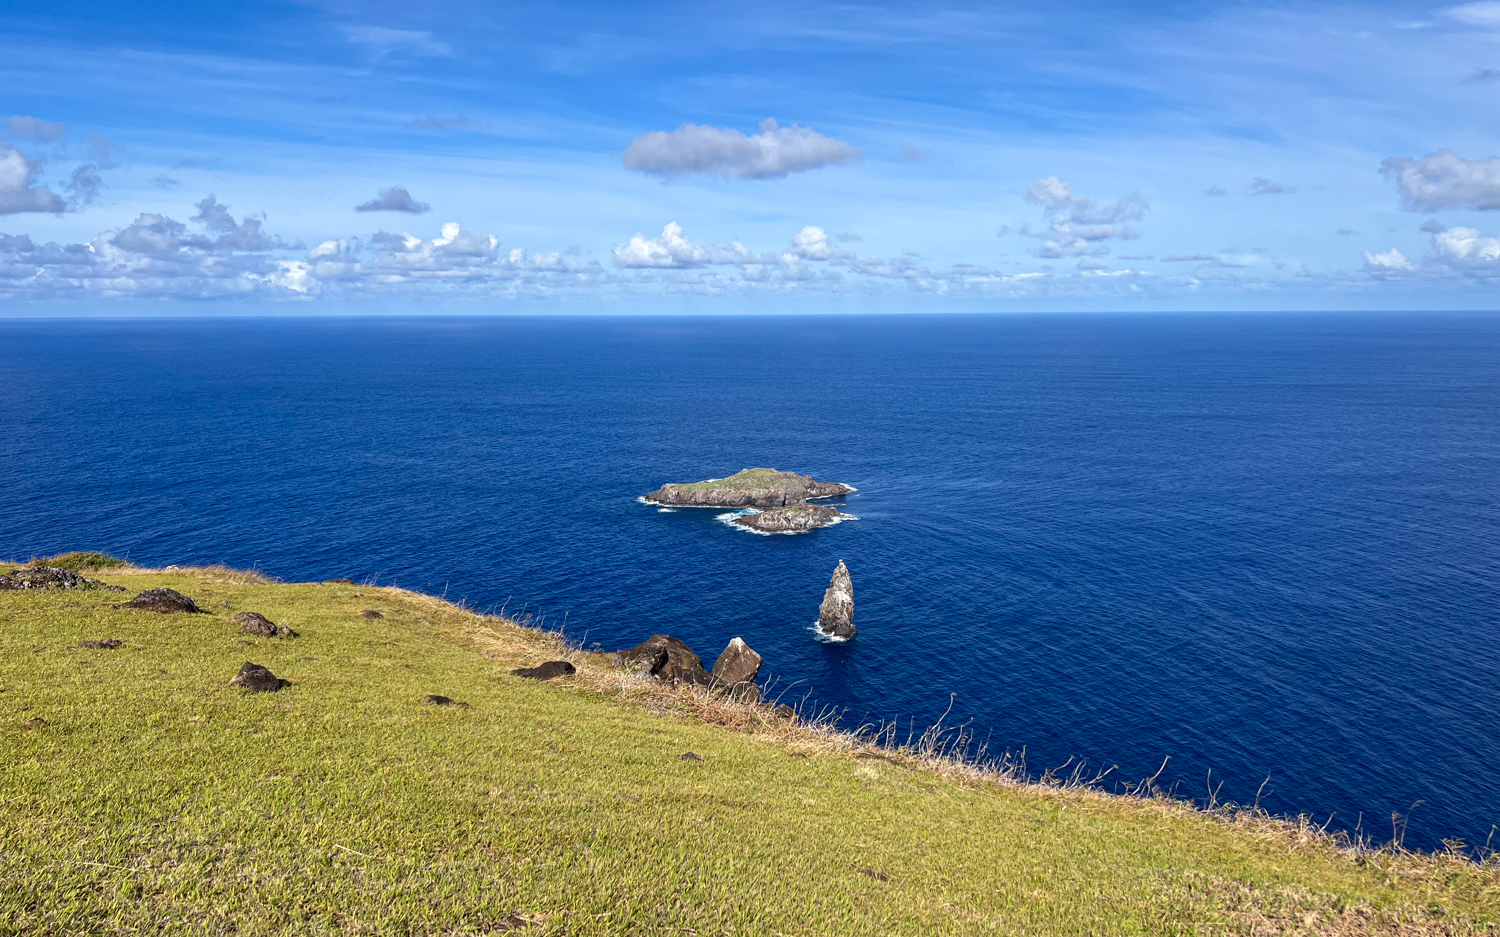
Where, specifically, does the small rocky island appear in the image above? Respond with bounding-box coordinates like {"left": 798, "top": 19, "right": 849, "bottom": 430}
{"left": 644, "top": 468, "right": 856, "bottom": 533}
{"left": 817, "top": 560, "right": 856, "bottom": 640}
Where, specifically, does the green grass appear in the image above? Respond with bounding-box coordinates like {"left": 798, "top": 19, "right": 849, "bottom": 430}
{"left": 661, "top": 468, "right": 800, "bottom": 491}
{"left": 26, "top": 551, "right": 129, "bottom": 571}
{"left": 2, "top": 566, "right": 1496, "bottom": 935}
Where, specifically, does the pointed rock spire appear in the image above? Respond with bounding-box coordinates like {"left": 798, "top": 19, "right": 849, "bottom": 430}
{"left": 817, "top": 560, "right": 856, "bottom": 640}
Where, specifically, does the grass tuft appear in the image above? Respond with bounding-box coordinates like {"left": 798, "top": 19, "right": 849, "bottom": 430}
{"left": 27, "top": 550, "right": 129, "bottom": 570}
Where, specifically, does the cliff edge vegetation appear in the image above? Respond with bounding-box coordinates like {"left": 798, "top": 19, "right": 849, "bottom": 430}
{"left": 2, "top": 557, "right": 1497, "bottom": 935}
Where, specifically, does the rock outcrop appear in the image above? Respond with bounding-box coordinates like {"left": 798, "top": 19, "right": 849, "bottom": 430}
{"left": 613, "top": 634, "right": 712, "bottom": 686}
{"left": 710, "top": 637, "right": 763, "bottom": 702}
{"left": 114, "top": 588, "right": 203, "bottom": 614}
{"left": 0, "top": 566, "right": 121, "bottom": 591}
{"left": 80, "top": 638, "right": 123, "bottom": 650}
{"left": 229, "top": 662, "right": 286, "bottom": 693}
{"left": 512, "top": 660, "right": 577, "bottom": 680}
{"left": 732, "top": 504, "right": 853, "bottom": 534}
{"left": 817, "top": 560, "right": 856, "bottom": 640}
{"left": 645, "top": 468, "right": 854, "bottom": 509}
{"left": 233, "top": 611, "right": 295, "bottom": 638}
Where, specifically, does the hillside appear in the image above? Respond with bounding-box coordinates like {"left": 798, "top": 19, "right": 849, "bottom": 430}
{"left": 2, "top": 560, "right": 1496, "bottom": 935}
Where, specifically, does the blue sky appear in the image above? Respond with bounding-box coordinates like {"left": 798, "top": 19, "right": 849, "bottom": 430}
{"left": 3, "top": 0, "right": 1500, "bottom": 311}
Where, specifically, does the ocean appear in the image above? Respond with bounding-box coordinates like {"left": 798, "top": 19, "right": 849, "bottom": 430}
{"left": 1, "top": 311, "right": 1496, "bottom": 851}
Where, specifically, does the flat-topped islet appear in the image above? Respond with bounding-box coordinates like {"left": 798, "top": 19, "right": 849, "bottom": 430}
{"left": 644, "top": 467, "right": 853, "bottom": 509}
{"left": 731, "top": 503, "right": 855, "bottom": 534}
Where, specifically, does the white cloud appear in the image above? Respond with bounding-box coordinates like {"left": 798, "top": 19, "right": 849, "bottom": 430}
{"left": 622, "top": 118, "right": 862, "bottom": 180}
{"left": 1433, "top": 226, "right": 1500, "bottom": 263}
{"left": 1447, "top": 1, "right": 1500, "bottom": 26}
{"left": 0, "top": 144, "right": 65, "bottom": 214}
{"left": 1023, "top": 176, "right": 1148, "bottom": 258}
{"left": 790, "top": 225, "right": 840, "bottom": 260}
{"left": 355, "top": 186, "right": 431, "bottom": 214}
{"left": 342, "top": 26, "right": 450, "bottom": 57}
{"left": 612, "top": 222, "right": 714, "bottom": 268}
{"left": 1381, "top": 149, "right": 1500, "bottom": 211}
{"left": 1363, "top": 247, "right": 1414, "bottom": 270}
{"left": 7, "top": 116, "right": 66, "bottom": 142}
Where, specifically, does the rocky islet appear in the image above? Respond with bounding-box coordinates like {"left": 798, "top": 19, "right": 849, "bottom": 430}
{"left": 644, "top": 467, "right": 855, "bottom": 533}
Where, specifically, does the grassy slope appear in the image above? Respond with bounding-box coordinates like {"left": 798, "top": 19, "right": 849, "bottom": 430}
{"left": 662, "top": 469, "right": 794, "bottom": 491}
{"left": 2, "top": 567, "right": 1496, "bottom": 936}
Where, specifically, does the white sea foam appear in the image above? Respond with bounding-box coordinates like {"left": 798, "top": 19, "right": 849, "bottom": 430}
{"left": 809, "top": 622, "right": 853, "bottom": 643}
{"left": 657, "top": 507, "right": 677, "bottom": 513}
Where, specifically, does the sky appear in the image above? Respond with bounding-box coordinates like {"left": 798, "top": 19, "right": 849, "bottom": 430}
{"left": 3, "top": 0, "right": 1500, "bottom": 313}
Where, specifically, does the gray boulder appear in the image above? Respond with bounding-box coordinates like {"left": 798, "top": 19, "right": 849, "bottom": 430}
{"left": 229, "top": 662, "right": 286, "bottom": 693}
{"left": 817, "top": 560, "right": 856, "bottom": 640}
{"left": 710, "top": 637, "right": 763, "bottom": 702}
{"left": 512, "top": 660, "right": 577, "bottom": 680}
{"left": 0, "top": 566, "right": 117, "bottom": 591}
{"left": 613, "top": 635, "right": 712, "bottom": 686}
{"left": 233, "top": 611, "right": 295, "bottom": 638}
{"left": 114, "top": 588, "right": 203, "bottom": 614}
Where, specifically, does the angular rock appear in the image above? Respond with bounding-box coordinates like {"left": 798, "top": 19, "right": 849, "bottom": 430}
{"left": 645, "top": 468, "right": 854, "bottom": 509}
{"left": 613, "top": 634, "right": 711, "bottom": 686}
{"left": 680, "top": 752, "right": 703, "bottom": 762}
{"left": 80, "top": 638, "right": 123, "bottom": 650}
{"left": 732, "top": 504, "right": 853, "bottom": 534}
{"left": 229, "top": 662, "right": 286, "bottom": 693}
{"left": 710, "top": 637, "right": 763, "bottom": 701}
{"left": 0, "top": 566, "right": 111, "bottom": 591}
{"left": 817, "top": 560, "right": 856, "bottom": 640}
{"left": 360, "top": 609, "right": 383, "bottom": 619}
{"left": 423, "top": 694, "right": 463, "bottom": 706}
{"left": 114, "top": 588, "right": 203, "bottom": 614}
{"left": 233, "top": 611, "right": 295, "bottom": 638}
{"left": 512, "top": 660, "right": 577, "bottom": 680}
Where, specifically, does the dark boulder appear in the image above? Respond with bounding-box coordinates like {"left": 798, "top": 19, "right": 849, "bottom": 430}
{"left": 423, "top": 694, "right": 467, "bottom": 707}
{"left": 80, "top": 638, "right": 123, "bottom": 650}
{"left": 233, "top": 611, "right": 295, "bottom": 638}
{"left": 114, "top": 588, "right": 203, "bottom": 614}
{"left": 512, "top": 660, "right": 577, "bottom": 680}
{"left": 0, "top": 566, "right": 112, "bottom": 591}
{"left": 229, "top": 662, "right": 286, "bottom": 693}
{"left": 360, "top": 609, "right": 383, "bottom": 619}
{"left": 680, "top": 752, "right": 703, "bottom": 762}
{"left": 816, "top": 560, "right": 856, "bottom": 640}
{"left": 710, "top": 637, "right": 763, "bottom": 701}
{"left": 613, "top": 634, "right": 711, "bottom": 686}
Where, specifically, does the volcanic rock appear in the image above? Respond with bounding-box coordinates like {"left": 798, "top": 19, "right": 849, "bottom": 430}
{"left": 512, "top": 660, "right": 577, "bottom": 680}
{"left": 423, "top": 694, "right": 465, "bottom": 706}
{"left": 114, "top": 588, "right": 203, "bottom": 614}
{"left": 229, "top": 662, "right": 286, "bottom": 693}
{"left": 732, "top": 504, "right": 853, "bottom": 534}
{"left": 0, "top": 566, "right": 113, "bottom": 591}
{"left": 645, "top": 468, "right": 854, "bottom": 509}
{"left": 360, "top": 609, "right": 383, "bottom": 619}
{"left": 80, "top": 638, "right": 124, "bottom": 650}
{"left": 233, "top": 611, "right": 295, "bottom": 638}
{"left": 710, "top": 637, "right": 763, "bottom": 701}
{"left": 680, "top": 752, "right": 703, "bottom": 762}
{"left": 817, "top": 560, "right": 856, "bottom": 640}
{"left": 613, "top": 634, "right": 712, "bottom": 686}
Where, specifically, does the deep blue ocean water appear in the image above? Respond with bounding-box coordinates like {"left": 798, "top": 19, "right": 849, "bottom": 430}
{"left": 2, "top": 312, "right": 1496, "bottom": 852}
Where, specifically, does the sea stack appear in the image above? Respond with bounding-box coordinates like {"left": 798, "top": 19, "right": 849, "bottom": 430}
{"left": 817, "top": 560, "right": 856, "bottom": 640}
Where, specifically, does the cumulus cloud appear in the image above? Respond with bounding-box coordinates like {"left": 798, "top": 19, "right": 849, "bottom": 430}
{"left": 1023, "top": 176, "right": 1148, "bottom": 258}
{"left": 1362, "top": 222, "right": 1500, "bottom": 279}
{"left": 612, "top": 222, "right": 715, "bottom": 268}
{"left": 1248, "top": 177, "right": 1294, "bottom": 196}
{"left": 1363, "top": 248, "right": 1413, "bottom": 271}
{"left": 622, "top": 118, "right": 861, "bottom": 180}
{"left": 1433, "top": 226, "right": 1500, "bottom": 263}
{"left": 0, "top": 144, "right": 65, "bottom": 214}
{"left": 193, "top": 195, "right": 296, "bottom": 251}
{"left": 343, "top": 26, "right": 450, "bottom": 57}
{"left": 1381, "top": 149, "right": 1500, "bottom": 211}
{"left": 355, "top": 186, "right": 431, "bottom": 214}
{"left": 7, "top": 116, "right": 66, "bottom": 142}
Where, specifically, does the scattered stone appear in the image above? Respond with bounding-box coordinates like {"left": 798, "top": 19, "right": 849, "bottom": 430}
{"left": 774, "top": 705, "right": 797, "bottom": 721}
{"left": 233, "top": 611, "right": 295, "bottom": 638}
{"left": 80, "top": 638, "right": 123, "bottom": 650}
{"left": 114, "top": 588, "right": 203, "bottom": 614}
{"left": 0, "top": 566, "right": 114, "bottom": 591}
{"left": 613, "top": 635, "right": 711, "bottom": 686}
{"left": 21, "top": 717, "right": 47, "bottom": 729}
{"left": 219, "top": 600, "right": 231, "bottom": 608}
{"left": 228, "top": 661, "right": 286, "bottom": 693}
{"left": 732, "top": 503, "right": 854, "bottom": 534}
{"left": 816, "top": 560, "right": 856, "bottom": 640}
{"left": 360, "top": 609, "right": 383, "bottom": 619}
{"left": 327, "top": 578, "right": 355, "bottom": 584}
{"left": 423, "top": 694, "right": 467, "bottom": 707}
{"left": 680, "top": 752, "right": 703, "bottom": 762}
{"left": 512, "top": 660, "right": 577, "bottom": 680}
{"left": 710, "top": 637, "right": 763, "bottom": 702}
{"left": 645, "top": 467, "right": 854, "bottom": 509}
